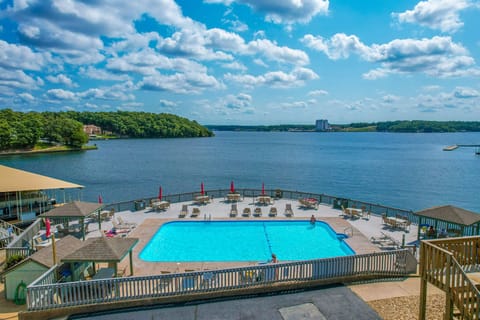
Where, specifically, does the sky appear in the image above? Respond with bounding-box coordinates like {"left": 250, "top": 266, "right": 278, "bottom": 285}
{"left": 0, "top": 0, "right": 479, "bottom": 125}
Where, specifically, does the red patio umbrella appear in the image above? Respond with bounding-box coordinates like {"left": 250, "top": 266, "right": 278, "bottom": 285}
{"left": 158, "top": 186, "right": 163, "bottom": 200}
{"left": 98, "top": 195, "right": 103, "bottom": 204}
{"left": 201, "top": 182, "right": 205, "bottom": 195}
{"left": 45, "top": 218, "right": 51, "bottom": 238}
{"left": 230, "top": 181, "right": 235, "bottom": 193}
{"left": 262, "top": 182, "right": 265, "bottom": 195}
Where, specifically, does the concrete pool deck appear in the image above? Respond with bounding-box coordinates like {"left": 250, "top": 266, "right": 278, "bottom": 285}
{"left": 83, "top": 198, "right": 418, "bottom": 276}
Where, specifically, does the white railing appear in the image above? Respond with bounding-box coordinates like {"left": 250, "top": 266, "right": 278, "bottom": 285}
{"left": 27, "top": 249, "right": 416, "bottom": 311}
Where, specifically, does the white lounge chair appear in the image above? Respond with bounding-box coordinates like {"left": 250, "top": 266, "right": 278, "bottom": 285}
{"left": 230, "top": 204, "right": 238, "bottom": 217}
{"left": 179, "top": 204, "right": 188, "bottom": 218}
{"left": 284, "top": 203, "right": 294, "bottom": 217}
{"left": 253, "top": 207, "right": 262, "bottom": 217}
{"left": 269, "top": 207, "right": 277, "bottom": 217}
{"left": 242, "top": 207, "right": 251, "bottom": 217}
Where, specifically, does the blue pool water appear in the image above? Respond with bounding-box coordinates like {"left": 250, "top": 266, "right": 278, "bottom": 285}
{"left": 139, "top": 221, "right": 355, "bottom": 262}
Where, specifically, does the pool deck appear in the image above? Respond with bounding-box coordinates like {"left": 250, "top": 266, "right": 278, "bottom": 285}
{"left": 83, "top": 198, "right": 418, "bottom": 276}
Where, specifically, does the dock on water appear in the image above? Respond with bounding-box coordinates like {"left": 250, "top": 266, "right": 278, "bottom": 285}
{"left": 443, "top": 144, "right": 480, "bottom": 153}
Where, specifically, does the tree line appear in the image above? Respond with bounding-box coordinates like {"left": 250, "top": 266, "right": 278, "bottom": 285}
{"left": 0, "top": 109, "right": 213, "bottom": 151}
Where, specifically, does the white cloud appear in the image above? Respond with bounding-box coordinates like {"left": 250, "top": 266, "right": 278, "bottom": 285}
{"left": 222, "top": 61, "right": 247, "bottom": 71}
{"left": 46, "top": 74, "right": 75, "bottom": 87}
{"left": 393, "top": 0, "right": 473, "bottom": 33}
{"left": 46, "top": 89, "right": 76, "bottom": 101}
{"left": 206, "top": 0, "right": 329, "bottom": 24}
{"left": 246, "top": 39, "right": 309, "bottom": 66}
{"left": 159, "top": 99, "right": 178, "bottom": 108}
{"left": 18, "top": 92, "right": 35, "bottom": 102}
{"left": 223, "top": 93, "right": 252, "bottom": 109}
{"left": 139, "top": 71, "right": 222, "bottom": 94}
{"left": 78, "top": 82, "right": 135, "bottom": 101}
{"left": 308, "top": 89, "right": 328, "bottom": 96}
{"left": 225, "top": 67, "right": 318, "bottom": 88}
{"left": 0, "top": 67, "right": 40, "bottom": 90}
{"left": 106, "top": 48, "right": 208, "bottom": 75}
{"left": 454, "top": 87, "right": 479, "bottom": 98}
{"left": 0, "top": 40, "right": 47, "bottom": 71}
{"left": 79, "top": 66, "right": 131, "bottom": 81}
{"left": 303, "top": 33, "right": 480, "bottom": 79}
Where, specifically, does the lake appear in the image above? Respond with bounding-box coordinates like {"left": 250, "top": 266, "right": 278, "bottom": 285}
{"left": 1, "top": 131, "right": 479, "bottom": 212}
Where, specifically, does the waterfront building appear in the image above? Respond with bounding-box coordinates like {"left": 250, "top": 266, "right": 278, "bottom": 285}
{"left": 315, "top": 119, "right": 330, "bottom": 131}
{"left": 0, "top": 165, "right": 83, "bottom": 224}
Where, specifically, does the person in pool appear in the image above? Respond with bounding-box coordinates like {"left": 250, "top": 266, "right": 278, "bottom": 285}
{"left": 310, "top": 215, "right": 316, "bottom": 224}
{"left": 271, "top": 253, "right": 278, "bottom": 263}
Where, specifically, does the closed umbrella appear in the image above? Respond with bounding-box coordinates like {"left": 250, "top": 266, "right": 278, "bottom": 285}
{"left": 201, "top": 182, "right": 205, "bottom": 195}
{"left": 230, "top": 181, "right": 235, "bottom": 193}
{"left": 98, "top": 195, "right": 103, "bottom": 204}
{"left": 158, "top": 186, "right": 163, "bottom": 200}
{"left": 45, "top": 218, "right": 51, "bottom": 238}
{"left": 262, "top": 182, "right": 265, "bottom": 195}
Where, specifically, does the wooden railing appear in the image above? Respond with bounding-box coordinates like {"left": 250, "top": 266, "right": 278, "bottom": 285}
{"left": 0, "top": 219, "right": 23, "bottom": 248}
{"left": 419, "top": 237, "right": 480, "bottom": 320}
{"left": 27, "top": 249, "right": 416, "bottom": 311}
{"left": 7, "top": 219, "right": 41, "bottom": 248}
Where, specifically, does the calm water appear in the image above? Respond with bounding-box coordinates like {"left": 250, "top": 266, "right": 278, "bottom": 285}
{"left": 139, "top": 221, "right": 353, "bottom": 262}
{"left": 1, "top": 131, "right": 479, "bottom": 212}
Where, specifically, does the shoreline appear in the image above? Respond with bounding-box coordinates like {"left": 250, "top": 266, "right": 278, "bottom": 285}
{"left": 0, "top": 145, "right": 97, "bottom": 157}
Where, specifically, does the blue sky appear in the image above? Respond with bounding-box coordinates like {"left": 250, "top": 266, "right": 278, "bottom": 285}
{"left": 0, "top": 0, "right": 479, "bottom": 125}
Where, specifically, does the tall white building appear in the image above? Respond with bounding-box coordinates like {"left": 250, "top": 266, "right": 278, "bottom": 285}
{"left": 315, "top": 119, "right": 330, "bottom": 131}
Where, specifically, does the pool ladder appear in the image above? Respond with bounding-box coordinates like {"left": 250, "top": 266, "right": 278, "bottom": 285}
{"left": 204, "top": 214, "right": 212, "bottom": 221}
{"left": 343, "top": 227, "right": 353, "bottom": 238}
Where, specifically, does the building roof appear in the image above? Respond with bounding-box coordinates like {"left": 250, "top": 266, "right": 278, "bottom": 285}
{"left": 416, "top": 205, "right": 480, "bottom": 226}
{"left": 40, "top": 201, "right": 104, "bottom": 218}
{"left": 61, "top": 237, "right": 139, "bottom": 263}
{"left": 29, "top": 235, "right": 84, "bottom": 268}
{"left": 0, "top": 165, "right": 83, "bottom": 193}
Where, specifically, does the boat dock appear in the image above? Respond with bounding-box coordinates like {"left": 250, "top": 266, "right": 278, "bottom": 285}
{"left": 443, "top": 144, "right": 480, "bottom": 152}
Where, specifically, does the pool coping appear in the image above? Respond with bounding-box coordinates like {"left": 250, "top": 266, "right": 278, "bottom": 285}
{"left": 120, "top": 217, "right": 379, "bottom": 276}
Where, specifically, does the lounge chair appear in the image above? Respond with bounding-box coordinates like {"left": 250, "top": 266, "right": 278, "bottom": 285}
{"left": 253, "top": 207, "right": 262, "bottom": 217}
{"left": 179, "top": 204, "right": 188, "bottom": 218}
{"left": 191, "top": 207, "right": 200, "bottom": 218}
{"left": 117, "top": 217, "right": 137, "bottom": 228}
{"left": 230, "top": 204, "right": 238, "bottom": 217}
{"left": 269, "top": 207, "right": 277, "bottom": 217}
{"left": 284, "top": 203, "right": 294, "bottom": 217}
{"left": 112, "top": 219, "right": 133, "bottom": 231}
{"left": 242, "top": 207, "right": 251, "bottom": 217}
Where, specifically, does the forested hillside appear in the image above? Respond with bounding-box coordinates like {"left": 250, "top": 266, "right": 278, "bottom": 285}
{"left": 0, "top": 109, "right": 213, "bottom": 151}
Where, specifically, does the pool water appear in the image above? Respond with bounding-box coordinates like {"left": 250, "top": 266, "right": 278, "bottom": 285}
{"left": 139, "top": 221, "right": 355, "bottom": 262}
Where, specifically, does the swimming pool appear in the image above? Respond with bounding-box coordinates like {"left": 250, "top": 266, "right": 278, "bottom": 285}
{"left": 139, "top": 221, "right": 355, "bottom": 262}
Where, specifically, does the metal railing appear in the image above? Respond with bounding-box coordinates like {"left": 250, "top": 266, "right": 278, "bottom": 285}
{"left": 7, "top": 218, "right": 42, "bottom": 254}
{"left": 106, "top": 188, "right": 417, "bottom": 224}
{"left": 419, "top": 237, "right": 480, "bottom": 320}
{"left": 27, "top": 249, "right": 416, "bottom": 311}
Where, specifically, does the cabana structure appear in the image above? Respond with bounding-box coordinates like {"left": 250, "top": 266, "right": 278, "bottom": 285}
{"left": 0, "top": 164, "right": 83, "bottom": 223}
{"left": 416, "top": 205, "right": 480, "bottom": 240}
{"left": 61, "top": 237, "right": 139, "bottom": 279}
{"left": 40, "top": 201, "right": 105, "bottom": 240}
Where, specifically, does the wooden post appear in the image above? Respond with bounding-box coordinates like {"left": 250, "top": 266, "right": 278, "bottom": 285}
{"left": 444, "top": 254, "right": 452, "bottom": 320}
{"left": 129, "top": 251, "right": 134, "bottom": 276}
{"left": 98, "top": 210, "right": 102, "bottom": 234}
{"left": 419, "top": 242, "right": 427, "bottom": 320}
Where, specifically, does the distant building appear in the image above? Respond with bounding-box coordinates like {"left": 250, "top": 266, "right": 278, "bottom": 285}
{"left": 315, "top": 119, "right": 330, "bottom": 131}
{"left": 83, "top": 124, "right": 102, "bottom": 135}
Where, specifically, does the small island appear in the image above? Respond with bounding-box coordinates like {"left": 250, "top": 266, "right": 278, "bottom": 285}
{"left": 0, "top": 109, "right": 213, "bottom": 155}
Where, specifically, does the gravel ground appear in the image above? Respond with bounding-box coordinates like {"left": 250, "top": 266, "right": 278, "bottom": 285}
{"left": 368, "top": 294, "right": 446, "bottom": 320}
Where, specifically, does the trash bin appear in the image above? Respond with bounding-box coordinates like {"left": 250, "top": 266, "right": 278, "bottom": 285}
{"left": 332, "top": 198, "right": 349, "bottom": 210}
{"left": 134, "top": 200, "right": 145, "bottom": 211}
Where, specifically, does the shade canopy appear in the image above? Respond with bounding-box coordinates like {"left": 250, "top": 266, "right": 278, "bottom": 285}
{"left": 30, "top": 236, "right": 83, "bottom": 268}
{"left": 61, "top": 237, "right": 138, "bottom": 263}
{"left": 0, "top": 164, "right": 83, "bottom": 192}
{"left": 41, "top": 201, "right": 104, "bottom": 218}
{"left": 416, "top": 205, "right": 480, "bottom": 226}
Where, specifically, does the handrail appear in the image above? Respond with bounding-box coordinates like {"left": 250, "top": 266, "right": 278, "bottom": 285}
{"left": 106, "top": 188, "right": 418, "bottom": 225}
{"left": 27, "top": 249, "right": 416, "bottom": 311}
{"left": 7, "top": 218, "right": 42, "bottom": 250}
{"left": 420, "top": 238, "right": 480, "bottom": 319}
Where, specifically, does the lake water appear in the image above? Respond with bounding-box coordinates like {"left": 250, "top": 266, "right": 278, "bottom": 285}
{"left": 1, "top": 131, "right": 479, "bottom": 212}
